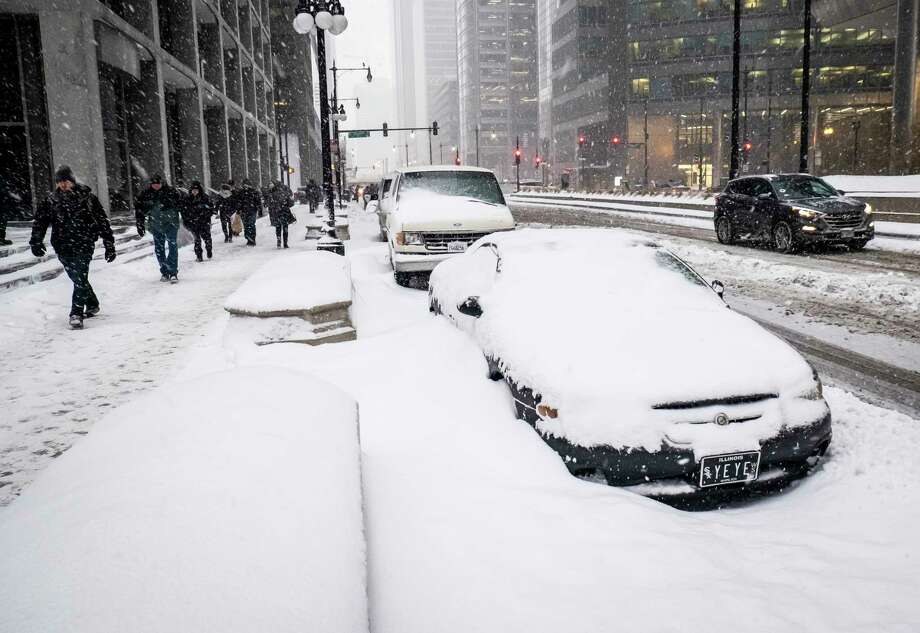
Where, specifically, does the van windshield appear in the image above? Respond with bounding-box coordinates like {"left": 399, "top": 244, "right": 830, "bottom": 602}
{"left": 398, "top": 171, "right": 505, "bottom": 205}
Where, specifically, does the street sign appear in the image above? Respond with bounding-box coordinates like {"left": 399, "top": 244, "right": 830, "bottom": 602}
{"left": 348, "top": 130, "right": 370, "bottom": 139}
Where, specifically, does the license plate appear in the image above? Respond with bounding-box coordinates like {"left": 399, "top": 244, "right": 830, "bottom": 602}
{"left": 840, "top": 229, "right": 854, "bottom": 238}
{"left": 447, "top": 241, "right": 467, "bottom": 253}
{"left": 699, "top": 451, "right": 761, "bottom": 488}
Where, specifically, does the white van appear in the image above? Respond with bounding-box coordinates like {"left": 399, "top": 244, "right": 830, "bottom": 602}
{"left": 381, "top": 166, "right": 515, "bottom": 286}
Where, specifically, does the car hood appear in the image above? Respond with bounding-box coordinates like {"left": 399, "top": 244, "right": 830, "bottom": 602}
{"left": 788, "top": 196, "right": 865, "bottom": 215}
{"left": 392, "top": 195, "right": 514, "bottom": 232}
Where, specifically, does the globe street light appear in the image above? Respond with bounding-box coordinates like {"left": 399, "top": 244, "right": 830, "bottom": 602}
{"left": 292, "top": 0, "right": 349, "bottom": 255}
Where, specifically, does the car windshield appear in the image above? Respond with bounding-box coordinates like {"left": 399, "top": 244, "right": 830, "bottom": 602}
{"left": 655, "top": 251, "right": 708, "bottom": 288}
{"left": 398, "top": 171, "right": 506, "bottom": 205}
{"left": 772, "top": 176, "right": 838, "bottom": 200}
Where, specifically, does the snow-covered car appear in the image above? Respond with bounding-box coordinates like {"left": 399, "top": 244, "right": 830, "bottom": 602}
{"left": 429, "top": 229, "right": 832, "bottom": 506}
{"left": 384, "top": 166, "right": 515, "bottom": 286}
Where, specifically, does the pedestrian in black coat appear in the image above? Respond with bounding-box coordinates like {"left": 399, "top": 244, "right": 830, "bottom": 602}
{"left": 0, "top": 176, "right": 15, "bottom": 246}
{"left": 184, "top": 181, "right": 214, "bottom": 261}
{"left": 29, "top": 166, "right": 117, "bottom": 329}
{"left": 234, "top": 179, "right": 262, "bottom": 246}
{"left": 306, "top": 179, "right": 321, "bottom": 214}
{"left": 267, "top": 180, "right": 295, "bottom": 249}
{"left": 135, "top": 175, "right": 184, "bottom": 283}
{"left": 215, "top": 183, "right": 236, "bottom": 243}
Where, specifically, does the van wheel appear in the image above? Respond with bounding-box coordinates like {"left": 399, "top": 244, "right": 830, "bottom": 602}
{"left": 394, "top": 271, "right": 412, "bottom": 287}
{"left": 715, "top": 216, "right": 735, "bottom": 245}
{"left": 772, "top": 221, "right": 800, "bottom": 254}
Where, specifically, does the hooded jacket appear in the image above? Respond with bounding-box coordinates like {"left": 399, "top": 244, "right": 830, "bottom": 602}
{"left": 183, "top": 182, "right": 214, "bottom": 230}
{"left": 30, "top": 184, "right": 115, "bottom": 256}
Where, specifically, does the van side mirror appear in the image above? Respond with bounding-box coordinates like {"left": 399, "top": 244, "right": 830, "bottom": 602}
{"left": 711, "top": 280, "right": 725, "bottom": 298}
{"left": 370, "top": 193, "right": 379, "bottom": 200}
{"left": 458, "top": 296, "right": 483, "bottom": 318}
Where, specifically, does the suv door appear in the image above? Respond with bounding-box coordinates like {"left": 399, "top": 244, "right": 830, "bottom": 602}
{"left": 726, "top": 179, "right": 755, "bottom": 233}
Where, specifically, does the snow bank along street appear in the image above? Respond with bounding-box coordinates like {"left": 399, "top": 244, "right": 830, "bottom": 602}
{"left": 1, "top": 205, "right": 919, "bottom": 631}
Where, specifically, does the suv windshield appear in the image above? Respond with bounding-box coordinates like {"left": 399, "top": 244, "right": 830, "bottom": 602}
{"left": 772, "top": 176, "right": 838, "bottom": 200}
{"left": 398, "top": 171, "right": 506, "bottom": 205}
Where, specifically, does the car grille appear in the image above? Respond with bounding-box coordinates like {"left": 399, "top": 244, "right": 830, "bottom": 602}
{"left": 823, "top": 213, "right": 863, "bottom": 229}
{"left": 652, "top": 393, "right": 777, "bottom": 410}
{"left": 422, "top": 231, "right": 490, "bottom": 252}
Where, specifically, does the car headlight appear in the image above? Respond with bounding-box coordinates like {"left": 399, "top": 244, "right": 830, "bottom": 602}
{"left": 794, "top": 207, "right": 821, "bottom": 220}
{"left": 536, "top": 403, "right": 559, "bottom": 419}
{"left": 396, "top": 231, "right": 424, "bottom": 246}
{"left": 864, "top": 203, "right": 873, "bottom": 215}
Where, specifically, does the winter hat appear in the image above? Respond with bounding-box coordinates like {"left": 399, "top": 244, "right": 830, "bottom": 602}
{"left": 150, "top": 174, "right": 163, "bottom": 185}
{"left": 189, "top": 180, "right": 203, "bottom": 194}
{"left": 54, "top": 165, "right": 75, "bottom": 184}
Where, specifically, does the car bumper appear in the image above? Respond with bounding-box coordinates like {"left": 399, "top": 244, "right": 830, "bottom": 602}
{"left": 391, "top": 250, "right": 456, "bottom": 272}
{"left": 541, "top": 412, "right": 832, "bottom": 509}
{"left": 799, "top": 225, "right": 874, "bottom": 243}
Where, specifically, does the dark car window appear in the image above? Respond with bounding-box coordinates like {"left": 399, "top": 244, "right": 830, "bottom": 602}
{"left": 397, "top": 171, "right": 506, "bottom": 205}
{"left": 749, "top": 179, "right": 773, "bottom": 198}
{"left": 655, "top": 251, "right": 708, "bottom": 288}
{"left": 772, "top": 176, "right": 838, "bottom": 200}
{"left": 731, "top": 180, "right": 754, "bottom": 197}
{"left": 382, "top": 178, "right": 392, "bottom": 194}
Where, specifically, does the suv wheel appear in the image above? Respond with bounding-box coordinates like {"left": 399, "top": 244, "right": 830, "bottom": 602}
{"left": 715, "top": 216, "right": 735, "bottom": 245}
{"left": 772, "top": 221, "right": 799, "bottom": 254}
{"left": 848, "top": 239, "right": 868, "bottom": 251}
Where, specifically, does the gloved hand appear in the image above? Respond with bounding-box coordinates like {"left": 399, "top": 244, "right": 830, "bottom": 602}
{"left": 105, "top": 245, "right": 117, "bottom": 263}
{"left": 137, "top": 225, "right": 145, "bottom": 238}
{"left": 31, "top": 243, "right": 46, "bottom": 258}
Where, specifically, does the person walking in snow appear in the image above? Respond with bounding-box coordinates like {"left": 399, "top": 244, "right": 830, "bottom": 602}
{"left": 29, "top": 166, "right": 117, "bottom": 329}
{"left": 267, "top": 179, "right": 295, "bottom": 249}
{"left": 215, "top": 183, "right": 236, "bottom": 243}
{"left": 234, "top": 179, "right": 262, "bottom": 247}
{"left": 0, "top": 175, "right": 15, "bottom": 246}
{"left": 135, "top": 174, "right": 182, "bottom": 283}
{"left": 183, "top": 181, "right": 215, "bottom": 262}
{"left": 306, "top": 178, "right": 321, "bottom": 214}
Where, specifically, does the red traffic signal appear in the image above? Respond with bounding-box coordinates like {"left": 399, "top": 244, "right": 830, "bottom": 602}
{"left": 535, "top": 155, "right": 543, "bottom": 168}
{"left": 611, "top": 135, "right": 622, "bottom": 145}
{"left": 455, "top": 156, "right": 461, "bottom": 165}
{"left": 578, "top": 135, "right": 587, "bottom": 146}
{"left": 514, "top": 148, "right": 522, "bottom": 165}
{"left": 742, "top": 140, "right": 753, "bottom": 152}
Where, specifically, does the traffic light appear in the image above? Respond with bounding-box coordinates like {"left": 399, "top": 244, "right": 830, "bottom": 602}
{"left": 514, "top": 148, "right": 522, "bottom": 166}
{"left": 382, "top": 122, "right": 388, "bottom": 137}
{"left": 287, "top": 166, "right": 296, "bottom": 175}
{"left": 535, "top": 155, "right": 543, "bottom": 169}
{"left": 578, "top": 134, "right": 587, "bottom": 147}
{"left": 455, "top": 156, "right": 461, "bottom": 166}
{"left": 432, "top": 121, "right": 439, "bottom": 136}
{"left": 611, "top": 135, "right": 622, "bottom": 146}
{"left": 743, "top": 140, "right": 753, "bottom": 152}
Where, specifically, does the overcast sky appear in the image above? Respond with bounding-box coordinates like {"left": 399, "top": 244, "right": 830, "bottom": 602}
{"left": 328, "top": 0, "right": 399, "bottom": 179}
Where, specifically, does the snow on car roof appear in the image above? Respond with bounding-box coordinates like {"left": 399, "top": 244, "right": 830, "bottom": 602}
{"left": 395, "top": 165, "right": 495, "bottom": 174}
{"left": 434, "top": 228, "right": 817, "bottom": 453}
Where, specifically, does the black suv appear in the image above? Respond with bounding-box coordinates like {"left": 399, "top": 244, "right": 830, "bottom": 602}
{"left": 714, "top": 174, "right": 875, "bottom": 253}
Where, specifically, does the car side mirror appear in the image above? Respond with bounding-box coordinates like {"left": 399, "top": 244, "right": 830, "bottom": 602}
{"left": 457, "top": 296, "right": 483, "bottom": 318}
{"left": 370, "top": 193, "right": 379, "bottom": 200}
{"left": 757, "top": 192, "right": 773, "bottom": 200}
{"left": 711, "top": 280, "right": 725, "bottom": 298}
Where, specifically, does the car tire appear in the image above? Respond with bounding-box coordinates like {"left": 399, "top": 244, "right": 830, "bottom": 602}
{"left": 486, "top": 356, "right": 503, "bottom": 381}
{"left": 772, "top": 221, "right": 800, "bottom": 254}
{"left": 715, "top": 216, "right": 735, "bottom": 245}
{"left": 848, "top": 239, "right": 868, "bottom": 251}
{"left": 394, "top": 271, "right": 412, "bottom": 287}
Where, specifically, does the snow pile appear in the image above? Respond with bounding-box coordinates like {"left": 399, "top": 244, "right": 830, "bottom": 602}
{"left": 0, "top": 368, "right": 369, "bottom": 633}
{"left": 431, "top": 229, "right": 821, "bottom": 453}
{"left": 224, "top": 250, "right": 351, "bottom": 315}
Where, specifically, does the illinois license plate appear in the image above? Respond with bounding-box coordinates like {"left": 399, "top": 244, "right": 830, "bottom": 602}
{"left": 447, "top": 241, "right": 467, "bottom": 253}
{"left": 699, "top": 451, "right": 761, "bottom": 488}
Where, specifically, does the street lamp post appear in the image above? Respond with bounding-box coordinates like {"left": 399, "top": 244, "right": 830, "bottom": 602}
{"left": 331, "top": 61, "right": 372, "bottom": 208}
{"left": 293, "top": 0, "right": 350, "bottom": 255}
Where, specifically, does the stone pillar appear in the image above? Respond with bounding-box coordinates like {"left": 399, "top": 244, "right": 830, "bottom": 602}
{"left": 39, "top": 10, "right": 108, "bottom": 206}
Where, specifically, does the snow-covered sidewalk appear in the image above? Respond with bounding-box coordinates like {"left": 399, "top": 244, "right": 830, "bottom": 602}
{"left": 0, "top": 215, "right": 319, "bottom": 506}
